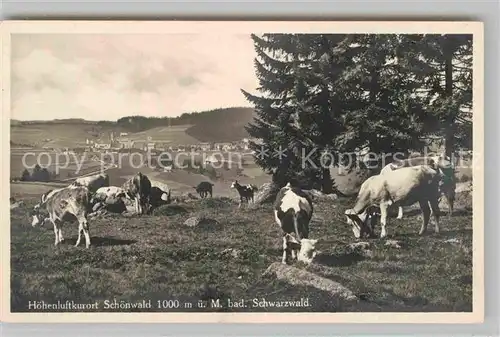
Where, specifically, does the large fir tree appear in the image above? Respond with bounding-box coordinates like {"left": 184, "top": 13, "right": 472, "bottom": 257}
{"left": 242, "top": 33, "right": 473, "bottom": 188}
{"left": 241, "top": 34, "right": 352, "bottom": 192}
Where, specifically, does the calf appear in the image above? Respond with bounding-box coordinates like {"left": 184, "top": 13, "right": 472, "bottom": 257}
{"left": 194, "top": 181, "right": 214, "bottom": 198}
{"left": 380, "top": 155, "right": 456, "bottom": 218}
{"left": 71, "top": 173, "right": 110, "bottom": 193}
{"left": 31, "top": 185, "right": 93, "bottom": 248}
{"left": 230, "top": 180, "right": 258, "bottom": 208}
{"left": 122, "top": 172, "right": 152, "bottom": 215}
{"left": 273, "top": 183, "right": 317, "bottom": 265}
{"left": 345, "top": 165, "right": 444, "bottom": 239}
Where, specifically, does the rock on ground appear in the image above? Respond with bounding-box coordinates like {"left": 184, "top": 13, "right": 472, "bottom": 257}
{"left": 263, "top": 262, "right": 358, "bottom": 303}
{"left": 348, "top": 242, "right": 371, "bottom": 250}
{"left": 249, "top": 182, "right": 280, "bottom": 208}
{"left": 304, "top": 189, "right": 338, "bottom": 201}
{"left": 385, "top": 240, "right": 402, "bottom": 249}
{"left": 220, "top": 248, "right": 241, "bottom": 259}
{"left": 184, "top": 216, "right": 219, "bottom": 228}
{"left": 250, "top": 183, "right": 339, "bottom": 208}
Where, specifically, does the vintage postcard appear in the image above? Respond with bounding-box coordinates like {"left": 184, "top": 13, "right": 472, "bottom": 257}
{"left": 1, "top": 20, "right": 484, "bottom": 323}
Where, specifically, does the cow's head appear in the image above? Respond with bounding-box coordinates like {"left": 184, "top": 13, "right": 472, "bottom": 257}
{"left": 297, "top": 238, "right": 318, "bottom": 264}
{"left": 284, "top": 234, "right": 318, "bottom": 265}
{"left": 30, "top": 204, "right": 47, "bottom": 227}
{"left": 365, "top": 206, "right": 381, "bottom": 233}
{"left": 344, "top": 209, "right": 374, "bottom": 239}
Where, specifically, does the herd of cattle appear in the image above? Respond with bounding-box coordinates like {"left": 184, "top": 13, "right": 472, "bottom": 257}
{"left": 274, "top": 154, "right": 457, "bottom": 265}
{"left": 25, "top": 153, "right": 460, "bottom": 265}
{"left": 28, "top": 172, "right": 261, "bottom": 249}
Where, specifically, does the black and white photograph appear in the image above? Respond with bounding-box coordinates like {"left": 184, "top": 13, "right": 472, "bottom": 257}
{"left": 1, "top": 21, "right": 484, "bottom": 323}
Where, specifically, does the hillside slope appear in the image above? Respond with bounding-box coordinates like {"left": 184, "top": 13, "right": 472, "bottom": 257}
{"left": 11, "top": 107, "right": 256, "bottom": 148}
{"left": 126, "top": 125, "right": 201, "bottom": 146}
{"left": 10, "top": 122, "right": 125, "bottom": 148}
{"left": 184, "top": 107, "right": 256, "bottom": 142}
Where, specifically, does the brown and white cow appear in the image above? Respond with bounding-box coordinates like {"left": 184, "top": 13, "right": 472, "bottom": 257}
{"left": 31, "top": 185, "right": 93, "bottom": 248}
{"left": 380, "top": 155, "right": 456, "bottom": 218}
{"left": 273, "top": 183, "right": 317, "bottom": 265}
{"left": 345, "top": 165, "right": 444, "bottom": 239}
{"left": 71, "top": 173, "right": 110, "bottom": 193}
{"left": 230, "top": 180, "right": 258, "bottom": 208}
{"left": 121, "top": 172, "right": 152, "bottom": 215}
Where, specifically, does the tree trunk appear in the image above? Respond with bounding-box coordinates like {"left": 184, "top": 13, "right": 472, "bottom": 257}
{"left": 443, "top": 38, "right": 455, "bottom": 158}
{"left": 321, "top": 167, "right": 333, "bottom": 194}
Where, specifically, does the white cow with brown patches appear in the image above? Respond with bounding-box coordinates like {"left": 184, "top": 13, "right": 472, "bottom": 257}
{"left": 380, "top": 155, "right": 456, "bottom": 219}
{"left": 273, "top": 183, "right": 317, "bottom": 265}
{"left": 90, "top": 186, "right": 130, "bottom": 213}
{"left": 345, "top": 165, "right": 444, "bottom": 239}
{"left": 31, "top": 185, "right": 94, "bottom": 248}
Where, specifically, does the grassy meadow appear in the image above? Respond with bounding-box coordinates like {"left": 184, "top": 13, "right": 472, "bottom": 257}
{"left": 10, "top": 181, "right": 473, "bottom": 313}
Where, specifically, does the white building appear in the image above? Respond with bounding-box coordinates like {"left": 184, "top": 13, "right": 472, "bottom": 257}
{"left": 94, "top": 143, "right": 111, "bottom": 150}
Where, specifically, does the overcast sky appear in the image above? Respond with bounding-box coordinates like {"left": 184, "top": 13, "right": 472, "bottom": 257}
{"left": 11, "top": 34, "right": 259, "bottom": 121}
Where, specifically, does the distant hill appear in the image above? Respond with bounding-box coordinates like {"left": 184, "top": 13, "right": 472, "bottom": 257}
{"left": 184, "top": 107, "right": 256, "bottom": 142}
{"left": 116, "top": 107, "right": 256, "bottom": 143}
{"left": 10, "top": 107, "right": 257, "bottom": 148}
{"left": 10, "top": 122, "right": 125, "bottom": 148}
{"left": 126, "top": 125, "right": 201, "bottom": 146}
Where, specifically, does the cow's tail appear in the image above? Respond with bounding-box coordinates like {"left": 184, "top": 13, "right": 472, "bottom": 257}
{"left": 293, "top": 212, "right": 302, "bottom": 241}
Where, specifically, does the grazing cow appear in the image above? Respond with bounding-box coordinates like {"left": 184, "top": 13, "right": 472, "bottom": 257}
{"left": 230, "top": 180, "right": 258, "bottom": 208}
{"left": 380, "top": 155, "right": 456, "bottom": 218}
{"left": 31, "top": 185, "right": 93, "bottom": 248}
{"left": 149, "top": 180, "right": 172, "bottom": 209}
{"left": 345, "top": 165, "right": 444, "bottom": 239}
{"left": 273, "top": 183, "right": 317, "bottom": 265}
{"left": 71, "top": 173, "right": 110, "bottom": 193}
{"left": 194, "top": 181, "right": 214, "bottom": 198}
{"left": 122, "top": 172, "right": 152, "bottom": 215}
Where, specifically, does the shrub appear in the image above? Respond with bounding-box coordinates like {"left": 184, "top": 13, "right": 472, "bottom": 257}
{"left": 151, "top": 204, "right": 190, "bottom": 216}
{"left": 20, "top": 169, "right": 31, "bottom": 181}
{"left": 197, "top": 197, "right": 234, "bottom": 210}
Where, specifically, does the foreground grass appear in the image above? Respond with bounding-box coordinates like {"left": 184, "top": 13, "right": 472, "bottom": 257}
{"left": 10, "top": 193, "right": 473, "bottom": 313}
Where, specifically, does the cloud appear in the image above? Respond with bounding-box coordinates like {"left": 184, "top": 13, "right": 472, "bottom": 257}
{"left": 10, "top": 34, "right": 260, "bottom": 121}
